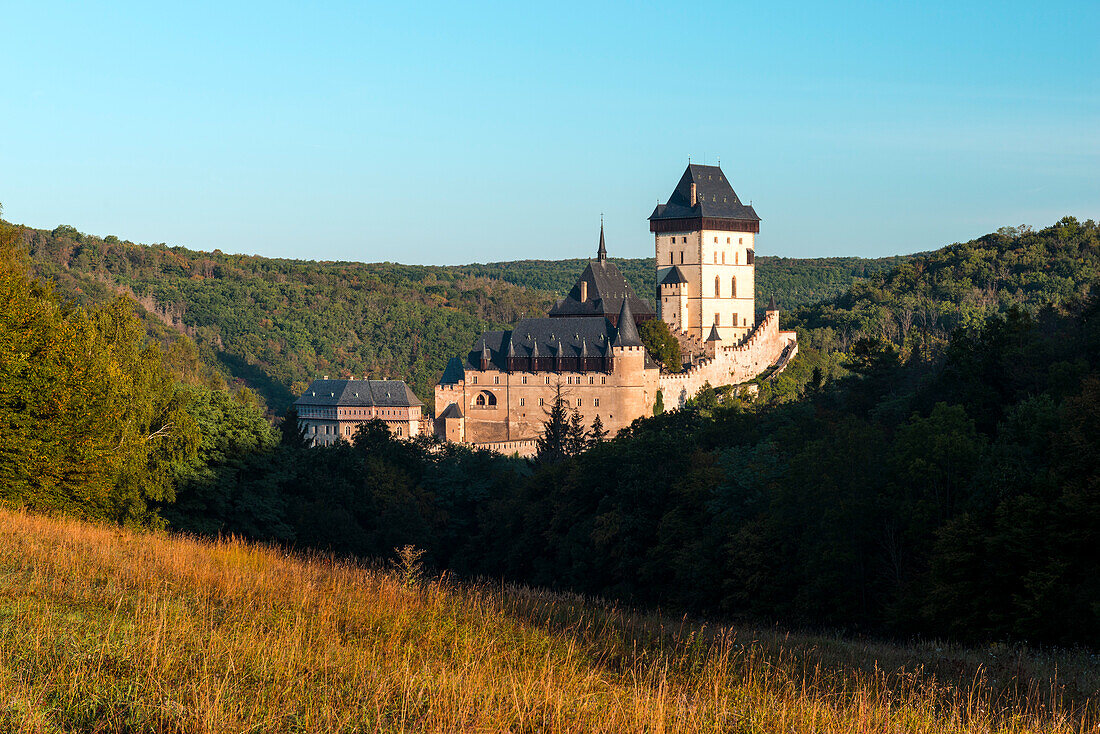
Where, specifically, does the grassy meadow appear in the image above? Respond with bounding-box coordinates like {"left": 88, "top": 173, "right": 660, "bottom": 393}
{"left": 0, "top": 509, "right": 1095, "bottom": 733}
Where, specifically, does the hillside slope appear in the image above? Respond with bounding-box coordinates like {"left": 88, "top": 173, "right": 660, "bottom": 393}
{"left": 0, "top": 509, "right": 1092, "bottom": 733}
{"left": 14, "top": 221, "right": 904, "bottom": 412}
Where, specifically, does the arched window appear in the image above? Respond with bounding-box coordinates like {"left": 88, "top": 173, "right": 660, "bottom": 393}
{"left": 715, "top": 276, "right": 721, "bottom": 298}
{"left": 474, "top": 391, "right": 497, "bottom": 407}
{"left": 731, "top": 277, "right": 737, "bottom": 298}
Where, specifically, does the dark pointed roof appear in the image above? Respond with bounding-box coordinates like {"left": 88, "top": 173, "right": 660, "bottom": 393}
{"left": 649, "top": 164, "right": 759, "bottom": 223}
{"left": 768, "top": 296, "right": 778, "bottom": 311}
{"left": 295, "top": 379, "right": 423, "bottom": 408}
{"left": 705, "top": 324, "right": 722, "bottom": 342}
{"left": 659, "top": 265, "right": 689, "bottom": 285}
{"left": 438, "top": 403, "right": 463, "bottom": 419}
{"left": 440, "top": 356, "right": 465, "bottom": 384}
{"left": 549, "top": 227, "right": 655, "bottom": 322}
{"left": 612, "top": 299, "right": 643, "bottom": 348}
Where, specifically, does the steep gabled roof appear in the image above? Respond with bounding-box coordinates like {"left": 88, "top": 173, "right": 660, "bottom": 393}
{"left": 549, "top": 227, "right": 655, "bottom": 321}
{"left": 649, "top": 164, "right": 759, "bottom": 223}
{"left": 705, "top": 324, "right": 722, "bottom": 342}
{"left": 440, "top": 356, "right": 465, "bottom": 384}
{"left": 438, "top": 403, "right": 463, "bottom": 419}
{"left": 659, "top": 265, "right": 689, "bottom": 285}
{"left": 295, "top": 379, "right": 424, "bottom": 408}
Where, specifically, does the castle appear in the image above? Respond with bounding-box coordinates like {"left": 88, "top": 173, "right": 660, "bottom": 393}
{"left": 436, "top": 163, "right": 797, "bottom": 454}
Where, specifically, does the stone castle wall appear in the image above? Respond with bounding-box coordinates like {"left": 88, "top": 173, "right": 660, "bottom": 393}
{"left": 434, "top": 345, "right": 659, "bottom": 446}
{"left": 658, "top": 310, "right": 797, "bottom": 407}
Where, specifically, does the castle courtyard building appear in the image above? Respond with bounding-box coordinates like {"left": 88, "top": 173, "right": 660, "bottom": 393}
{"left": 295, "top": 378, "right": 424, "bottom": 446}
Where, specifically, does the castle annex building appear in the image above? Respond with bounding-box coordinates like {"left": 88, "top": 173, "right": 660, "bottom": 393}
{"left": 435, "top": 164, "right": 797, "bottom": 454}
{"left": 295, "top": 378, "right": 424, "bottom": 447}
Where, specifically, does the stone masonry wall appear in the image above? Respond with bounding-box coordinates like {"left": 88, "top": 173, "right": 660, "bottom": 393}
{"left": 658, "top": 310, "right": 797, "bottom": 407}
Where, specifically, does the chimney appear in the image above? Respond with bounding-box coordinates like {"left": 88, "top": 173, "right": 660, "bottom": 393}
{"left": 690, "top": 183, "right": 697, "bottom": 207}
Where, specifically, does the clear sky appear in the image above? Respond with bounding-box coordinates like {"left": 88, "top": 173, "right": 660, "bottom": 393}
{"left": 2, "top": 1, "right": 1097, "bottom": 264}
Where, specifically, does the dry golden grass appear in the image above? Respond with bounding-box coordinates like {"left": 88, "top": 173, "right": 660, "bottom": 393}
{"left": 0, "top": 509, "right": 1094, "bottom": 733}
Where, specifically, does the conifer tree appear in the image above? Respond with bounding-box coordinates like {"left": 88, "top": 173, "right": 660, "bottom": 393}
{"left": 588, "top": 414, "right": 609, "bottom": 444}
{"left": 566, "top": 409, "right": 587, "bottom": 456}
{"left": 535, "top": 384, "right": 570, "bottom": 464}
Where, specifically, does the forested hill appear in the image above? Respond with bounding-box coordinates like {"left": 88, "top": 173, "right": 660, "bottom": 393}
{"left": 454, "top": 254, "right": 910, "bottom": 311}
{"left": 12, "top": 221, "right": 906, "bottom": 412}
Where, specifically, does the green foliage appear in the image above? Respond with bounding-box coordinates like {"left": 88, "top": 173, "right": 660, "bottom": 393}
{"left": 13, "top": 219, "right": 913, "bottom": 413}
{"left": 0, "top": 225, "right": 199, "bottom": 525}
{"left": 638, "top": 318, "right": 682, "bottom": 371}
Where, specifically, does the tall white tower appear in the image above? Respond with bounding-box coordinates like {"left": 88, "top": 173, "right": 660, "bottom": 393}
{"left": 650, "top": 164, "right": 759, "bottom": 344}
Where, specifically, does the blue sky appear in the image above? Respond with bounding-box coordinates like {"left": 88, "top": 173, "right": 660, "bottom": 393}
{"left": 2, "top": 1, "right": 1097, "bottom": 264}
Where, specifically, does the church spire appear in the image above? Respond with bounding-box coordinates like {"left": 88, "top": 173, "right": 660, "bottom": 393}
{"left": 597, "top": 218, "right": 607, "bottom": 262}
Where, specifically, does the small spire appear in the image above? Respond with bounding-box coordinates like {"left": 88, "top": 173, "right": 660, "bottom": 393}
{"left": 597, "top": 218, "right": 607, "bottom": 262}
{"left": 768, "top": 296, "right": 778, "bottom": 311}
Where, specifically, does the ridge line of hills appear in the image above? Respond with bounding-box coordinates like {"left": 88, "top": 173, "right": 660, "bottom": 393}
{"left": 12, "top": 219, "right": 913, "bottom": 411}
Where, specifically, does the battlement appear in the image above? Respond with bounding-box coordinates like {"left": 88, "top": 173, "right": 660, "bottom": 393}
{"left": 658, "top": 307, "right": 796, "bottom": 406}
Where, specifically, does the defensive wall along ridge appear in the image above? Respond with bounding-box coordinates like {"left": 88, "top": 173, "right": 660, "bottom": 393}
{"left": 659, "top": 307, "right": 798, "bottom": 406}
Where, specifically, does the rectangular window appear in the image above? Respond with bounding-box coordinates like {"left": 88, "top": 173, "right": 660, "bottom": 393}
{"left": 576, "top": 398, "right": 582, "bottom": 407}
{"left": 727, "top": 237, "right": 731, "bottom": 243}
{"left": 601, "top": 376, "right": 607, "bottom": 384}
{"left": 713, "top": 236, "right": 718, "bottom": 242}
{"left": 522, "top": 375, "right": 527, "bottom": 384}
{"left": 715, "top": 313, "right": 720, "bottom": 325}
{"left": 739, "top": 237, "right": 743, "bottom": 244}
{"left": 538, "top": 397, "right": 545, "bottom": 406}
{"left": 722, "top": 252, "right": 725, "bottom": 264}
{"left": 588, "top": 376, "right": 594, "bottom": 384}
{"left": 472, "top": 376, "right": 477, "bottom": 384}
{"left": 494, "top": 375, "right": 499, "bottom": 384}
{"left": 545, "top": 376, "right": 551, "bottom": 384}
{"left": 680, "top": 251, "right": 684, "bottom": 264}
{"left": 594, "top": 398, "right": 600, "bottom": 407}
{"left": 733, "top": 313, "right": 738, "bottom": 327}
{"left": 682, "top": 236, "right": 687, "bottom": 243}
{"left": 520, "top": 397, "right": 525, "bottom": 406}
{"left": 713, "top": 252, "right": 717, "bottom": 263}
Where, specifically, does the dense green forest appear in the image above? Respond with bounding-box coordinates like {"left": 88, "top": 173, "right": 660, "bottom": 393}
{"left": 4, "top": 208, "right": 1098, "bottom": 646}
{"left": 15, "top": 220, "right": 904, "bottom": 412}
{"left": 167, "top": 218, "right": 1099, "bottom": 646}
{"left": 457, "top": 254, "right": 910, "bottom": 313}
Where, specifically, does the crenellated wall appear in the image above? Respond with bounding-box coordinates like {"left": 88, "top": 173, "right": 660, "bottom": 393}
{"left": 658, "top": 309, "right": 797, "bottom": 407}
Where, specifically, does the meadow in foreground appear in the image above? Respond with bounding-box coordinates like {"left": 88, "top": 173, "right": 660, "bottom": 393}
{"left": 0, "top": 509, "right": 1094, "bottom": 733}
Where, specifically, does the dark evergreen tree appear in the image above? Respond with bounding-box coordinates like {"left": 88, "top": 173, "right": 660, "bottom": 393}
{"left": 535, "top": 385, "right": 570, "bottom": 465}
{"left": 588, "top": 414, "right": 609, "bottom": 444}
{"left": 566, "top": 409, "right": 587, "bottom": 456}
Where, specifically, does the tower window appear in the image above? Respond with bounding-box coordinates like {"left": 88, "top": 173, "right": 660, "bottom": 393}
{"left": 682, "top": 236, "right": 687, "bottom": 243}
{"left": 670, "top": 252, "right": 673, "bottom": 264}
{"left": 713, "top": 252, "right": 718, "bottom": 264}
{"left": 733, "top": 313, "right": 739, "bottom": 326}
{"left": 739, "top": 237, "right": 743, "bottom": 244}
{"left": 722, "top": 252, "right": 726, "bottom": 264}
{"left": 715, "top": 313, "right": 721, "bottom": 325}
{"left": 727, "top": 237, "right": 731, "bottom": 244}
{"left": 715, "top": 276, "right": 721, "bottom": 298}
{"left": 731, "top": 277, "right": 736, "bottom": 298}
{"left": 680, "top": 251, "right": 684, "bottom": 264}
{"left": 713, "top": 236, "right": 718, "bottom": 243}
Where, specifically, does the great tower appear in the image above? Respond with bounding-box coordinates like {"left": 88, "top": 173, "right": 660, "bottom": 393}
{"left": 650, "top": 164, "right": 760, "bottom": 345}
